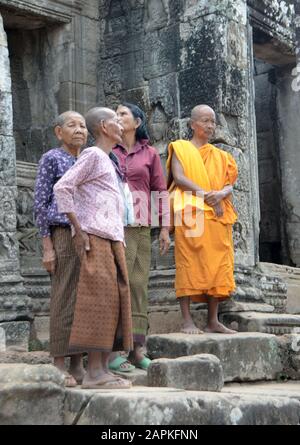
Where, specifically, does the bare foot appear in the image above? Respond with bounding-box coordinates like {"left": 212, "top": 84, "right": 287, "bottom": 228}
{"left": 181, "top": 321, "right": 203, "bottom": 335}
{"left": 69, "top": 367, "right": 86, "bottom": 385}
{"left": 204, "top": 322, "right": 237, "bottom": 334}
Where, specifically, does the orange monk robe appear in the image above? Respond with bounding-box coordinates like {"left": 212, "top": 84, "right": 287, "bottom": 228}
{"left": 166, "top": 140, "right": 238, "bottom": 302}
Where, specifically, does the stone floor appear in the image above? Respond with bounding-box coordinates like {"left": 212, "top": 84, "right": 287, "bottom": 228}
{"left": 1, "top": 331, "right": 300, "bottom": 424}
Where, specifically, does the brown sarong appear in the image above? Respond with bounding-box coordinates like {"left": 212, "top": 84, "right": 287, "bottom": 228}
{"left": 69, "top": 235, "right": 133, "bottom": 352}
{"left": 49, "top": 226, "right": 80, "bottom": 357}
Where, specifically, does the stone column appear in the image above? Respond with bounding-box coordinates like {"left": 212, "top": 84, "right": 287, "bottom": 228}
{"left": 0, "top": 13, "right": 31, "bottom": 324}
{"left": 174, "top": 0, "right": 259, "bottom": 268}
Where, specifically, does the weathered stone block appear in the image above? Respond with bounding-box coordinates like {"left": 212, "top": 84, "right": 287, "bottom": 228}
{"left": 0, "top": 321, "right": 30, "bottom": 351}
{"left": 220, "top": 312, "right": 300, "bottom": 335}
{"left": 0, "top": 187, "right": 17, "bottom": 232}
{"left": 0, "top": 45, "right": 11, "bottom": 92}
{"left": 149, "top": 73, "right": 179, "bottom": 118}
{"left": 0, "top": 15, "right": 7, "bottom": 48}
{"left": 143, "top": 25, "right": 180, "bottom": 80}
{"left": 148, "top": 354, "right": 224, "bottom": 391}
{"left": 0, "top": 328, "right": 5, "bottom": 352}
{"left": 65, "top": 386, "right": 300, "bottom": 425}
{"left": 0, "top": 91, "right": 13, "bottom": 136}
{"left": 178, "top": 65, "right": 222, "bottom": 118}
{"left": 0, "top": 351, "right": 51, "bottom": 365}
{"left": 279, "top": 334, "right": 300, "bottom": 380}
{"left": 147, "top": 333, "right": 283, "bottom": 382}
{"left": 0, "top": 138, "right": 17, "bottom": 187}
{"left": 0, "top": 364, "right": 65, "bottom": 425}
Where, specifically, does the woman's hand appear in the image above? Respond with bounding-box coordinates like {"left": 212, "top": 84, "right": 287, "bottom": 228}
{"left": 43, "top": 248, "right": 56, "bottom": 274}
{"left": 74, "top": 230, "right": 90, "bottom": 258}
{"left": 159, "top": 228, "right": 171, "bottom": 256}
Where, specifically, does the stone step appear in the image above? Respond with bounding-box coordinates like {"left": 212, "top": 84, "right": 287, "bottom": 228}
{"left": 260, "top": 262, "right": 300, "bottom": 314}
{"left": 64, "top": 385, "right": 300, "bottom": 425}
{"left": 0, "top": 328, "right": 5, "bottom": 352}
{"left": 222, "top": 380, "right": 300, "bottom": 401}
{"left": 220, "top": 312, "right": 300, "bottom": 335}
{"left": 146, "top": 332, "right": 283, "bottom": 382}
{"left": 1, "top": 363, "right": 300, "bottom": 425}
{"left": 148, "top": 302, "right": 277, "bottom": 336}
{"left": 148, "top": 354, "right": 224, "bottom": 391}
{"left": 0, "top": 321, "right": 30, "bottom": 352}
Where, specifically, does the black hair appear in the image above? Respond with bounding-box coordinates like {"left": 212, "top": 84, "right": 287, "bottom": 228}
{"left": 120, "top": 102, "right": 149, "bottom": 141}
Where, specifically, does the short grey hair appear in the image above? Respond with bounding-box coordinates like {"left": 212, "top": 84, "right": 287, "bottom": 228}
{"left": 54, "top": 111, "right": 84, "bottom": 128}
{"left": 190, "top": 105, "right": 215, "bottom": 121}
{"left": 85, "top": 107, "right": 116, "bottom": 138}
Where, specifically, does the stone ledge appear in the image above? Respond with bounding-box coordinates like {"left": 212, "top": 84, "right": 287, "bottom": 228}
{"left": 220, "top": 312, "right": 300, "bottom": 335}
{"left": 146, "top": 332, "right": 283, "bottom": 382}
{"left": 148, "top": 354, "right": 224, "bottom": 392}
{"left": 0, "top": 363, "right": 65, "bottom": 425}
{"left": 0, "top": 327, "right": 5, "bottom": 352}
{"left": 64, "top": 386, "right": 300, "bottom": 425}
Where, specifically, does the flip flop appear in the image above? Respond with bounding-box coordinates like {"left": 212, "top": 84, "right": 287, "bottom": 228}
{"left": 81, "top": 377, "right": 132, "bottom": 390}
{"left": 135, "top": 356, "right": 151, "bottom": 370}
{"left": 108, "top": 356, "right": 136, "bottom": 372}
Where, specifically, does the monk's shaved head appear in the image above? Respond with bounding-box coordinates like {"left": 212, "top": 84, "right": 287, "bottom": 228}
{"left": 85, "top": 107, "right": 116, "bottom": 137}
{"left": 190, "top": 105, "right": 215, "bottom": 121}
{"left": 54, "top": 111, "right": 84, "bottom": 128}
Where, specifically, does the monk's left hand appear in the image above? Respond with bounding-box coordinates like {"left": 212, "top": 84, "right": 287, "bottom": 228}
{"left": 159, "top": 228, "right": 171, "bottom": 256}
{"left": 205, "top": 191, "right": 224, "bottom": 207}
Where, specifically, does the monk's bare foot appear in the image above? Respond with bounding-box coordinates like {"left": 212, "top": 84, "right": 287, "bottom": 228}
{"left": 181, "top": 321, "right": 203, "bottom": 335}
{"left": 204, "top": 322, "right": 237, "bottom": 334}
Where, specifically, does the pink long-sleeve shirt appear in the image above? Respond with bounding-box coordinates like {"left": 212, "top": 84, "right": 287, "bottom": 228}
{"left": 54, "top": 146, "right": 125, "bottom": 243}
{"left": 113, "top": 140, "right": 170, "bottom": 227}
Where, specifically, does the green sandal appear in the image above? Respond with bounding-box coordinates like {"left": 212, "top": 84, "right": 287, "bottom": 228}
{"left": 108, "top": 356, "right": 136, "bottom": 373}
{"left": 135, "top": 356, "right": 151, "bottom": 370}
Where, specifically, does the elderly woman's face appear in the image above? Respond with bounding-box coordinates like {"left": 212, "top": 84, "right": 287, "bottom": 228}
{"left": 56, "top": 114, "right": 88, "bottom": 149}
{"left": 116, "top": 106, "right": 140, "bottom": 134}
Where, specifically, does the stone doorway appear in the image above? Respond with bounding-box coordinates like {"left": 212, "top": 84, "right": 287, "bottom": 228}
{"left": 2, "top": 12, "right": 62, "bottom": 164}
{"left": 252, "top": 27, "right": 299, "bottom": 267}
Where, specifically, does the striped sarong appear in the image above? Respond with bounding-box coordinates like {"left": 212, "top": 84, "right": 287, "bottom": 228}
{"left": 124, "top": 226, "right": 151, "bottom": 346}
{"left": 49, "top": 226, "right": 80, "bottom": 357}
{"left": 69, "top": 235, "right": 133, "bottom": 353}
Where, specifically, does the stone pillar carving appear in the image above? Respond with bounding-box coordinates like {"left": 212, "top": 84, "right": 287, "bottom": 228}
{"left": 16, "top": 161, "right": 50, "bottom": 315}
{"left": 0, "top": 13, "right": 31, "bottom": 322}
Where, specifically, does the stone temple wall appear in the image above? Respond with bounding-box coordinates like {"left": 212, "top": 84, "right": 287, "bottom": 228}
{"left": 99, "top": 0, "right": 259, "bottom": 268}
{"left": 0, "top": 0, "right": 299, "bottom": 346}
{"left": 0, "top": 13, "right": 31, "bottom": 325}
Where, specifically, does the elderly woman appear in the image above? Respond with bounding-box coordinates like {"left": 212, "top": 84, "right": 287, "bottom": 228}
{"left": 109, "top": 102, "right": 170, "bottom": 372}
{"left": 34, "top": 111, "right": 88, "bottom": 386}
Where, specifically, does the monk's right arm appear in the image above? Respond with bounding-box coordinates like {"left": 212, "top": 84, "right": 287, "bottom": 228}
{"left": 171, "top": 152, "right": 208, "bottom": 197}
{"left": 171, "top": 153, "right": 223, "bottom": 217}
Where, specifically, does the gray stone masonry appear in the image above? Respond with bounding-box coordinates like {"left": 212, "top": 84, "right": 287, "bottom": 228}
{"left": 148, "top": 354, "right": 224, "bottom": 391}
{"left": 0, "top": 363, "right": 65, "bottom": 425}
{"left": 147, "top": 332, "right": 283, "bottom": 382}
{"left": 65, "top": 386, "right": 300, "bottom": 426}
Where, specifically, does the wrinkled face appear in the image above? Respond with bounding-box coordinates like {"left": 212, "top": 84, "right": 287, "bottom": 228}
{"left": 116, "top": 105, "right": 140, "bottom": 134}
{"left": 55, "top": 114, "right": 88, "bottom": 150}
{"left": 102, "top": 111, "right": 124, "bottom": 145}
{"left": 190, "top": 109, "right": 216, "bottom": 140}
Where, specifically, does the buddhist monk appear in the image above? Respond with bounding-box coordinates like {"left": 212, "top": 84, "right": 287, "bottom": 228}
{"left": 167, "top": 105, "right": 238, "bottom": 334}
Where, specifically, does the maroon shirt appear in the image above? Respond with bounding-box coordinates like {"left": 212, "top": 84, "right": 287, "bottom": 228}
{"left": 113, "top": 140, "right": 169, "bottom": 226}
